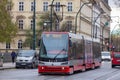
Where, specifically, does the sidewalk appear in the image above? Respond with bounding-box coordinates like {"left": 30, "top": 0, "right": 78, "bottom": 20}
{"left": 0, "top": 62, "right": 15, "bottom": 70}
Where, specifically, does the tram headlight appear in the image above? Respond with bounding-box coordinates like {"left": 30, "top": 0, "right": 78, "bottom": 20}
{"left": 41, "top": 67, "right": 44, "bottom": 69}
{"left": 62, "top": 67, "right": 65, "bottom": 70}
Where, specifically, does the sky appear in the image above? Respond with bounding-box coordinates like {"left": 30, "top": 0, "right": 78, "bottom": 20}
{"left": 109, "top": 0, "right": 120, "bottom": 32}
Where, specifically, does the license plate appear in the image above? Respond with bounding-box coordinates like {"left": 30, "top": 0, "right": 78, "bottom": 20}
{"left": 21, "top": 63, "right": 26, "bottom": 65}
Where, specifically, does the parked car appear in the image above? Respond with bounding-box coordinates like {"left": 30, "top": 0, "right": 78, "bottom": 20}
{"left": 101, "top": 51, "right": 111, "bottom": 61}
{"left": 16, "top": 50, "right": 38, "bottom": 68}
{"left": 111, "top": 52, "right": 120, "bottom": 68}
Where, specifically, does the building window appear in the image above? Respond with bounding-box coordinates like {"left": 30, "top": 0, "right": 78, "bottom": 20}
{"left": 94, "top": 25, "right": 100, "bottom": 38}
{"left": 68, "top": 2, "right": 72, "bottom": 12}
{"left": 6, "top": 43, "right": 10, "bottom": 49}
{"left": 55, "top": 2, "right": 60, "bottom": 12}
{"left": 18, "top": 20, "right": 23, "bottom": 30}
{"left": 67, "top": 21, "right": 72, "bottom": 31}
{"left": 18, "top": 40, "right": 22, "bottom": 49}
{"left": 31, "top": 20, "right": 33, "bottom": 29}
{"left": 19, "top": 2, "right": 24, "bottom": 11}
{"left": 43, "top": 2, "right": 48, "bottom": 11}
{"left": 7, "top": 2, "right": 12, "bottom": 11}
{"left": 31, "top": 2, "right": 34, "bottom": 11}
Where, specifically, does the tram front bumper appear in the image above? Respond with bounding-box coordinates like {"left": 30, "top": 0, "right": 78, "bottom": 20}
{"left": 38, "top": 65, "right": 70, "bottom": 74}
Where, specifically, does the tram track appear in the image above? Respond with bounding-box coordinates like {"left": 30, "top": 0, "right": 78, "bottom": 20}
{"left": 40, "top": 74, "right": 64, "bottom": 80}
{"left": 39, "top": 68, "right": 120, "bottom": 80}
{"left": 94, "top": 69, "right": 120, "bottom": 80}
{"left": 38, "top": 62, "right": 120, "bottom": 80}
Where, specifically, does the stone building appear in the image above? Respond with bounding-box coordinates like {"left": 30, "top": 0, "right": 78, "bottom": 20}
{"left": 0, "top": 0, "right": 111, "bottom": 52}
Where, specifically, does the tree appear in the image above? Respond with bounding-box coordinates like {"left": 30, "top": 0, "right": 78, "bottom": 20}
{"left": 111, "top": 27, "right": 120, "bottom": 51}
{"left": 0, "top": 0, "right": 17, "bottom": 43}
{"left": 23, "top": 29, "right": 42, "bottom": 49}
{"left": 23, "top": 11, "right": 62, "bottom": 48}
{"left": 38, "top": 11, "right": 62, "bottom": 31}
{"left": 60, "top": 21, "right": 75, "bottom": 32}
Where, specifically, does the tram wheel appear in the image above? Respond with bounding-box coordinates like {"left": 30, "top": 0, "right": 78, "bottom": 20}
{"left": 81, "top": 66, "right": 86, "bottom": 72}
{"left": 69, "top": 67, "right": 74, "bottom": 75}
{"left": 91, "top": 64, "right": 95, "bottom": 69}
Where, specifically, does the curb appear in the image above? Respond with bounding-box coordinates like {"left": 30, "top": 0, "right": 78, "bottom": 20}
{"left": 0, "top": 67, "right": 15, "bottom": 70}
{"left": 0, "top": 62, "right": 15, "bottom": 70}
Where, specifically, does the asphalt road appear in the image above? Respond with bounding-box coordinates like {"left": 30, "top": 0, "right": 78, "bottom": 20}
{"left": 0, "top": 62, "right": 120, "bottom": 80}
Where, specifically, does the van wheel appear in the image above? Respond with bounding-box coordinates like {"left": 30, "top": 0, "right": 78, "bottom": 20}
{"left": 16, "top": 66, "right": 19, "bottom": 69}
{"left": 31, "top": 62, "right": 35, "bottom": 69}
{"left": 112, "top": 65, "right": 115, "bottom": 68}
{"left": 81, "top": 66, "right": 86, "bottom": 72}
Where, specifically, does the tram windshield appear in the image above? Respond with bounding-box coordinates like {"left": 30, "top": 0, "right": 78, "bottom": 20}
{"left": 39, "top": 33, "right": 68, "bottom": 61}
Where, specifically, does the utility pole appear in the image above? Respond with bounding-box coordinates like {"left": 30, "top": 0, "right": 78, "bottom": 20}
{"left": 50, "top": 1, "right": 65, "bottom": 31}
{"left": 50, "top": 0, "right": 55, "bottom": 31}
{"left": 33, "top": 0, "right": 36, "bottom": 50}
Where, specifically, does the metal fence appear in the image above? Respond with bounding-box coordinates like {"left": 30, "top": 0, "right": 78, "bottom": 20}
{"left": 0, "top": 53, "right": 12, "bottom": 62}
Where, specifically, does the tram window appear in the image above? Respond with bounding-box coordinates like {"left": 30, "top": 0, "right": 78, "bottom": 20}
{"left": 93, "top": 42, "right": 100, "bottom": 58}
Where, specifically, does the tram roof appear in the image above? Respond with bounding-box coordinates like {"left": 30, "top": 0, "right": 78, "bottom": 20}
{"left": 69, "top": 33, "right": 92, "bottom": 41}
{"left": 42, "top": 32, "right": 99, "bottom": 42}
{"left": 42, "top": 32, "right": 68, "bottom": 34}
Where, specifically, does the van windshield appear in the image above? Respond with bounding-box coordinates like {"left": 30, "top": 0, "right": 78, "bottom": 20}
{"left": 18, "top": 50, "right": 35, "bottom": 57}
{"left": 102, "top": 52, "right": 110, "bottom": 56}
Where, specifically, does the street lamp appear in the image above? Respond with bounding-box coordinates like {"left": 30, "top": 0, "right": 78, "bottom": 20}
{"left": 75, "top": 0, "right": 96, "bottom": 34}
{"left": 43, "top": 21, "right": 51, "bottom": 31}
{"left": 33, "top": 0, "right": 36, "bottom": 50}
{"left": 100, "top": 15, "right": 111, "bottom": 51}
{"left": 91, "top": 7, "right": 106, "bottom": 51}
{"left": 75, "top": 1, "right": 91, "bottom": 34}
{"left": 101, "top": 22, "right": 110, "bottom": 51}
{"left": 43, "top": 22, "right": 47, "bottom": 30}
{"left": 92, "top": 7, "right": 105, "bottom": 38}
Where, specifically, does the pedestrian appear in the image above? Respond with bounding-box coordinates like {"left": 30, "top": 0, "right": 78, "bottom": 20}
{"left": 11, "top": 51, "right": 16, "bottom": 63}
{"left": 0, "top": 52, "right": 4, "bottom": 67}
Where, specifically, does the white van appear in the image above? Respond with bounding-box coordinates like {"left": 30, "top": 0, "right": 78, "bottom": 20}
{"left": 101, "top": 51, "right": 111, "bottom": 61}
{"left": 16, "top": 50, "right": 38, "bottom": 68}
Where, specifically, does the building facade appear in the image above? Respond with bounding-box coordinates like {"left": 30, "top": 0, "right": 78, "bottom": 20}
{"left": 0, "top": 0, "right": 111, "bottom": 52}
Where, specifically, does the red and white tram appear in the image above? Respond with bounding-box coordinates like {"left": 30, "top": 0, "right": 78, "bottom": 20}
{"left": 38, "top": 32, "right": 101, "bottom": 74}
